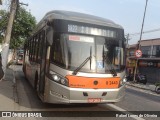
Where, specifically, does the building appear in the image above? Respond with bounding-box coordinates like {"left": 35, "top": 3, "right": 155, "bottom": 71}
{"left": 127, "top": 38, "right": 160, "bottom": 83}
{"left": 126, "top": 44, "right": 137, "bottom": 75}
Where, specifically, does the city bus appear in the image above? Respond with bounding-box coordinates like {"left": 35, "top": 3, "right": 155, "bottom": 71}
{"left": 23, "top": 10, "right": 126, "bottom": 104}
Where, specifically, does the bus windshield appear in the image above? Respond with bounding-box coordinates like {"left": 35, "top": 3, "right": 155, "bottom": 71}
{"left": 51, "top": 34, "right": 125, "bottom": 73}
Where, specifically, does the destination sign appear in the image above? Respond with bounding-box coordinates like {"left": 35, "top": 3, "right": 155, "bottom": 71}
{"left": 68, "top": 24, "right": 117, "bottom": 38}
{"left": 69, "top": 35, "right": 94, "bottom": 43}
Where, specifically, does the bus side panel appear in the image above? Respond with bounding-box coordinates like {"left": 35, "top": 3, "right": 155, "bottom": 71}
{"left": 24, "top": 56, "right": 39, "bottom": 88}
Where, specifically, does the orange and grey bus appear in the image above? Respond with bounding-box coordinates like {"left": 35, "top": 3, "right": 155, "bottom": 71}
{"left": 23, "top": 10, "right": 126, "bottom": 104}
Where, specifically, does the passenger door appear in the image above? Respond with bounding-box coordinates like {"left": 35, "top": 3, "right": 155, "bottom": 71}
{"left": 39, "top": 30, "right": 47, "bottom": 95}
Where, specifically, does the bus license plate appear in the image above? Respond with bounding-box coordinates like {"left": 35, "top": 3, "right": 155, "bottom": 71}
{"left": 88, "top": 98, "right": 101, "bottom": 103}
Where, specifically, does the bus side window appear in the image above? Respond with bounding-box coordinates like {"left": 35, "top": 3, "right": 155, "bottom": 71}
{"left": 29, "top": 38, "right": 32, "bottom": 61}
{"left": 36, "top": 34, "right": 40, "bottom": 62}
{"left": 34, "top": 35, "right": 39, "bottom": 62}
{"left": 38, "top": 30, "right": 45, "bottom": 61}
{"left": 38, "top": 33, "right": 42, "bottom": 62}
{"left": 32, "top": 37, "right": 36, "bottom": 61}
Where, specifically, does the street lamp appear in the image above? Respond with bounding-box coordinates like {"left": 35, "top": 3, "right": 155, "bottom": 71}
{"left": 133, "top": 0, "right": 149, "bottom": 82}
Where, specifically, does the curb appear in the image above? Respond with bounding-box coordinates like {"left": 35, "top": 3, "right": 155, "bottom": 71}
{"left": 126, "top": 82, "right": 151, "bottom": 91}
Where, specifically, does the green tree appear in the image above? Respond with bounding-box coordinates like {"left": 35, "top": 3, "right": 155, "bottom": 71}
{"left": 10, "top": 6, "right": 36, "bottom": 49}
{"left": 0, "top": 10, "right": 8, "bottom": 43}
{"left": 0, "top": 7, "right": 36, "bottom": 48}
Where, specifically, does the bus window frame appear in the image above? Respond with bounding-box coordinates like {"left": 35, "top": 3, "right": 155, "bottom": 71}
{"left": 27, "top": 30, "right": 46, "bottom": 64}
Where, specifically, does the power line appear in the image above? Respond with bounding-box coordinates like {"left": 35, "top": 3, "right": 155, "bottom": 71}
{"left": 130, "top": 28, "right": 160, "bottom": 36}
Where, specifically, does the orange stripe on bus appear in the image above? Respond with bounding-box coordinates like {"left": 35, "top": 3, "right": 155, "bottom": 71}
{"left": 65, "top": 75, "right": 120, "bottom": 89}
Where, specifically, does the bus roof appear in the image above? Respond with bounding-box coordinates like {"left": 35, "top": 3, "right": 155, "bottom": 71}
{"left": 41, "top": 10, "right": 123, "bottom": 29}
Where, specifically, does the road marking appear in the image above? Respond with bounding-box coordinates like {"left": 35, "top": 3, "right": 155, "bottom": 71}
{"left": 106, "top": 104, "right": 146, "bottom": 120}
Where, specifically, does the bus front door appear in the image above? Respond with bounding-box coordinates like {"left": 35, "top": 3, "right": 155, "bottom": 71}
{"left": 38, "top": 32, "right": 47, "bottom": 96}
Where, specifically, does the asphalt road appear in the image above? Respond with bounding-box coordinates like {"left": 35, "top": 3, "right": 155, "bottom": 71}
{"left": 12, "top": 65, "right": 160, "bottom": 120}
{"left": 115, "top": 86, "right": 160, "bottom": 111}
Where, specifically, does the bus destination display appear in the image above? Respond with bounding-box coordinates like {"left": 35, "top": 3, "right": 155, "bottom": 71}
{"left": 68, "top": 24, "right": 117, "bottom": 38}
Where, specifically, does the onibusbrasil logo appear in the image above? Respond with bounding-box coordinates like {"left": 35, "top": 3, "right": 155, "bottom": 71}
{"left": 1, "top": 112, "right": 42, "bottom": 117}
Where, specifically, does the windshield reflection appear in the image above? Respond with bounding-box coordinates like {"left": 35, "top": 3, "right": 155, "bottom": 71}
{"left": 51, "top": 34, "right": 125, "bottom": 73}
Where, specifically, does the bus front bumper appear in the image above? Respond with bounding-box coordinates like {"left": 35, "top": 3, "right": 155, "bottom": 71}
{"left": 44, "top": 78, "right": 125, "bottom": 104}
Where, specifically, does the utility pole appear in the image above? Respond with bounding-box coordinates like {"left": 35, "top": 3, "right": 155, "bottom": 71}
{"left": 126, "top": 33, "right": 130, "bottom": 48}
{"left": 1, "top": 0, "right": 19, "bottom": 79}
{"left": 133, "top": 0, "right": 148, "bottom": 82}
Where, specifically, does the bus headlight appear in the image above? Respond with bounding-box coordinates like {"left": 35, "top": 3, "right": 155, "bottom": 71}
{"left": 49, "top": 71, "right": 68, "bottom": 86}
{"left": 53, "top": 75, "right": 60, "bottom": 82}
{"left": 119, "top": 76, "right": 127, "bottom": 87}
{"left": 60, "top": 79, "right": 66, "bottom": 85}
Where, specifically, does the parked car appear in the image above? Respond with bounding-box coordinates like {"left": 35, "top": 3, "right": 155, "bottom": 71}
{"left": 126, "top": 73, "right": 147, "bottom": 84}
{"left": 16, "top": 54, "right": 23, "bottom": 65}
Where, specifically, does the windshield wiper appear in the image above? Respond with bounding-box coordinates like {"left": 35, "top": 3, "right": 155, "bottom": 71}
{"left": 103, "top": 45, "right": 117, "bottom": 77}
{"left": 72, "top": 46, "right": 92, "bottom": 75}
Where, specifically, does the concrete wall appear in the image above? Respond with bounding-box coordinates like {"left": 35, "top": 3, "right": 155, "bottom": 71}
{"left": 139, "top": 67, "right": 160, "bottom": 83}
{"left": 0, "top": 45, "right": 13, "bottom": 63}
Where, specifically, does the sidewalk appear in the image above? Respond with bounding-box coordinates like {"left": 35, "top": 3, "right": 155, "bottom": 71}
{"left": 126, "top": 81, "right": 160, "bottom": 95}
{"left": 0, "top": 66, "right": 18, "bottom": 111}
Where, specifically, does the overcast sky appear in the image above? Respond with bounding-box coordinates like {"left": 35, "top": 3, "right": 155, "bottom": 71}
{"left": 2, "top": 0, "right": 160, "bottom": 44}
